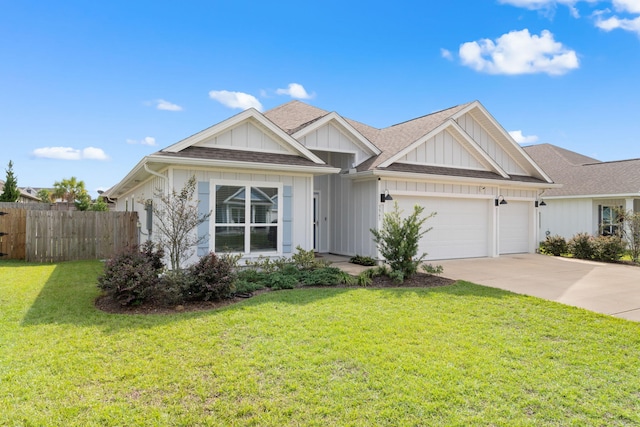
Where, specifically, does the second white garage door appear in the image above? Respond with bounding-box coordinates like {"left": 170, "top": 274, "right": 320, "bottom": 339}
{"left": 499, "top": 201, "right": 531, "bottom": 254}
{"left": 394, "top": 196, "right": 491, "bottom": 260}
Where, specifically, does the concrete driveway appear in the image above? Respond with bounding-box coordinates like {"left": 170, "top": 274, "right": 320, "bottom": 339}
{"left": 438, "top": 254, "right": 640, "bottom": 322}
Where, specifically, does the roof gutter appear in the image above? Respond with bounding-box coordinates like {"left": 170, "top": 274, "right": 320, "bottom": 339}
{"left": 344, "top": 169, "right": 561, "bottom": 189}
{"left": 147, "top": 155, "right": 342, "bottom": 175}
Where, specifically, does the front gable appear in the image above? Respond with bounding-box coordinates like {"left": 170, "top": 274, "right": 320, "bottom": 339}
{"left": 452, "top": 102, "right": 552, "bottom": 182}
{"left": 397, "top": 128, "right": 488, "bottom": 171}
{"left": 379, "top": 101, "right": 552, "bottom": 183}
{"left": 454, "top": 111, "right": 527, "bottom": 175}
{"left": 164, "top": 108, "right": 325, "bottom": 164}
{"left": 292, "top": 112, "right": 381, "bottom": 167}
{"left": 380, "top": 119, "right": 510, "bottom": 179}
{"left": 193, "top": 119, "right": 292, "bottom": 155}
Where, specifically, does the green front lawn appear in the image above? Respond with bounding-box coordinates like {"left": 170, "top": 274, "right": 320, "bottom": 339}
{"left": 2, "top": 260, "right": 640, "bottom": 426}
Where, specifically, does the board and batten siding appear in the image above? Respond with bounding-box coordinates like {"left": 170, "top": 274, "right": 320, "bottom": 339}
{"left": 539, "top": 198, "right": 593, "bottom": 239}
{"left": 456, "top": 112, "right": 526, "bottom": 176}
{"left": 194, "top": 120, "right": 291, "bottom": 154}
{"left": 398, "top": 129, "right": 485, "bottom": 170}
{"left": 171, "top": 168, "right": 314, "bottom": 265}
{"left": 299, "top": 122, "right": 371, "bottom": 166}
{"left": 313, "top": 151, "right": 377, "bottom": 258}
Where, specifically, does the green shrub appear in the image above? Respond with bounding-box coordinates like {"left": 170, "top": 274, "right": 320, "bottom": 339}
{"left": 388, "top": 269, "right": 405, "bottom": 284}
{"left": 422, "top": 263, "right": 444, "bottom": 275}
{"left": 264, "top": 272, "right": 298, "bottom": 290}
{"left": 97, "top": 242, "right": 165, "bottom": 306}
{"left": 292, "top": 246, "right": 329, "bottom": 270}
{"left": 349, "top": 255, "right": 377, "bottom": 266}
{"left": 233, "top": 279, "right": 265, "bottom": 295}
{"left": 300, "top": 267, "right": 347, "bottom": 286}
{"left": 154, "top": 270, "right": 193, "bottom": 306}
{"left": 186, "top": 252, "right": 239, "bottom": 301}
{"left": 356, "top": 269, "right": 375, "bottom": 287}
{"left": 235, "top": 269, "right": 269, "bottom": 294}
{"left": 592, "top": 235, "right": 626, "bottom": 262}
{"left": 370, "top": 202, "right": 435, "bottom": 281}
{"left": 568, "top": 233, "right": 595, "bottom": 260}
{"left": 539, "top": 235, "right": 568, "bottom": 256}
{"left": 244, "top": 255, "right": 289, "bottom": 273}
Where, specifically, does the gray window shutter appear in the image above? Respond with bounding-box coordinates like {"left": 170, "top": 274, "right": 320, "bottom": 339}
{"left": 197, "top": 181, "right": 210, "bottom": 256}
{"left": 283, "top": 186, "right": 293, "bottom": 254}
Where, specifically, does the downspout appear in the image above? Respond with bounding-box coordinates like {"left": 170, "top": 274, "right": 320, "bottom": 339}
{"left": 144, "top": 163, "right": 168, "bottom": 185}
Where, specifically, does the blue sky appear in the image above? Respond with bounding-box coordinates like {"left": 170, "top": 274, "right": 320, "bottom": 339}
{"left": 2, "top": 0, "right": 639, "bottom": 196}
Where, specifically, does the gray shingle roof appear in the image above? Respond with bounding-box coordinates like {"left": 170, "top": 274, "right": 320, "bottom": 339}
{"left": 381, "top": 164, "right": 548, "bottom": 183}
{"left": 264, "top": 101, "right": 472, "bottom": 170}
{"left": 155, "top": 146, "right": 334, "bottom": 168}
{"left": 523, "top": 143, "right": 640, "bottom": 196}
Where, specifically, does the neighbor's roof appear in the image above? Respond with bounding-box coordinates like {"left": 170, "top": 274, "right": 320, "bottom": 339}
{"left": 523, "top": 143, "right": 640, "bottom": 197}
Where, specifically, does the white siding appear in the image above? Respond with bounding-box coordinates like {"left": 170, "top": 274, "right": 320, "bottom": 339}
{"left": 300, "top": 123, "right": 371, "bottom": 166}
{"left": 194, "top": 121, "right": 291, "bottom": 154}
{"left": 456, "top": 112, "right": 526, "bottom": 175}
{"left": 399, "top": 130, "right": 485, "bottom": 169}
{"left": 117, "top": 167, "right": 315, "bottom": 267}
{"left": 539, "top": 198, "right": 593, "bottom": 239}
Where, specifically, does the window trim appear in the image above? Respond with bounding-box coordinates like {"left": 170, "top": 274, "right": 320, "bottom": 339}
{"left": 211, "top": 179, "right": 283, "bottom": 255}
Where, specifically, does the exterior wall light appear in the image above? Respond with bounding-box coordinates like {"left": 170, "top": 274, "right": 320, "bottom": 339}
{"left": 495, "top": 195, "right": 507, "bottom": 206}
{"left": 380, "top": 190, "right": 393, "bottom": 203}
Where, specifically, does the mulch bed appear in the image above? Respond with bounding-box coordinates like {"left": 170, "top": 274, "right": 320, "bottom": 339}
{"left": 95, "top": 272, "right": 455, "bottom": 315}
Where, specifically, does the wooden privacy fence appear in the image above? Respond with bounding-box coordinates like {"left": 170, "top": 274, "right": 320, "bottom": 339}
{"left": 0, "top": 209, "right": 139, "bottom": 262}
{"left": 0, "top": 209, "right": 27, "bottom": 259}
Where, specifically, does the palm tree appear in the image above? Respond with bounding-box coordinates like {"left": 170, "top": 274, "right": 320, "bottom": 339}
{"left": 53, "top": 177, "right": 87, "bottom": 209}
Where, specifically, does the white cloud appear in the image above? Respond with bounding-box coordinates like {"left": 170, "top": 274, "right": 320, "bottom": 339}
{"left": 440, "top": 48, "right": 453, "bottom": 60}
{"left": 613, "top": 0, "right": 640, "bottom": 13}
{"left": 126, "top": 137, "right": 156, "bottom": 146}
{"left": 155, "top": 99, "right": 183, "bottom": 111}
{"left": 596, "top": 14, "right": 640, "bottom": 33}
{"left": 275, "top": 83, "right": 315, "bottom": 99}
{"left": 209, "top": 90, "right": 263, "bottom": 111}
{"left": 509, "top": 130, "right": 540, "bottom": 144}
{"left": 32, "top": 146, "right": 109, "bottom": 161}
{"left": 498, "top": 0, "right": 600, "bottom": 17}
{"left": 595, "top": 1, "right": 640, "bottom": 35}
{"left": 82, "top": 147, "right": 109, "bottom": 160}
{"left": 459, "top": 29, "right": 579, "bottom": 75}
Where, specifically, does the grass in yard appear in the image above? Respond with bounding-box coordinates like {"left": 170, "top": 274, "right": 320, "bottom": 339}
{"left": 1, "top": 259, "right": 640, "bottom": 426}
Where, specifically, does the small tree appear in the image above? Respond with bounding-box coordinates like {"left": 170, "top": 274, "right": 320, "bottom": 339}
{"left": 37, "top": 188, "right": 52, "bottom": 204}
{"left": 370, "top": 202, "right": 436, "bottom": 281}
{"left": 152, "top": 175, "right": 211, "bottom": 270}
{"left": 0, "top": 160, "right": 20, "bottom": 202}
{"left": 615, "top": 207, "right": 640, "bottom": 263}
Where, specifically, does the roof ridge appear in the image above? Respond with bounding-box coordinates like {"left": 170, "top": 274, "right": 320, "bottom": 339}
{"left": 384, "top": 102, "right": 473, "bottom": 129}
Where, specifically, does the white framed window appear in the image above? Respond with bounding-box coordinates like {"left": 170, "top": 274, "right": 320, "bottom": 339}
{"left": 599, "top": 205, "right": 621, "bottom": 236}
{"left": 213, "top": 182, "right": 282, "bottom": 254}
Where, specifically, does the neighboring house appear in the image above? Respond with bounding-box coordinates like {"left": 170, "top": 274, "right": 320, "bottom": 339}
{"left": 0, "top": 181, "right": 42, "bottom": 203}
{"left": 524, "top": 143, "right": 640, "bottom": 239}
{"left": 105, "top": 100, "right": 555, "bottom": 267}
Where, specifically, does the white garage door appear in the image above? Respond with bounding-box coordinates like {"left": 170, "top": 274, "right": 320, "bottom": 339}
{"left": 499, "top": 201, "right": 531, "bottom": 254}
{"left": 395, "top": 196, "right": 491, "bottom": 260}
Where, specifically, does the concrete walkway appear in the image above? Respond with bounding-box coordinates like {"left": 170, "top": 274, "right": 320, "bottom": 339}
{"left": 438, "top": 253, "right": 640, "bottom": 322}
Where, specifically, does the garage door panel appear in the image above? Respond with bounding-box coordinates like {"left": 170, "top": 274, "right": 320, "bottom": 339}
{"left": 395, "top": 196, "right": 490, "bottom": 260}
{"left": 499, "top": 201, "right": 530, "bottom": 254}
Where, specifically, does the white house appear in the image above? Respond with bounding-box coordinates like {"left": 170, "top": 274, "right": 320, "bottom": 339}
{"left": 524, "top": 143, "right": 640, "bottom": 239}
{"left": 105, "top": 100, "right": 556, "bottom": 267}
